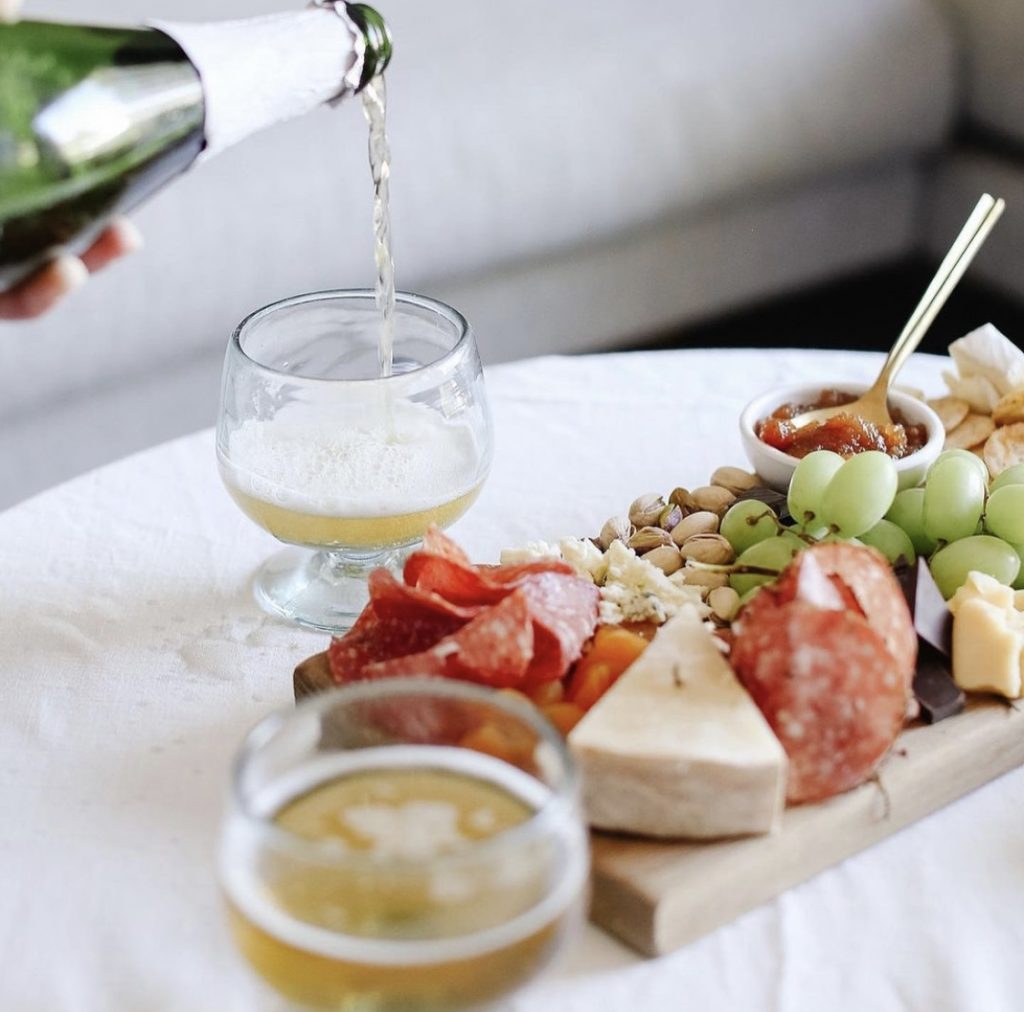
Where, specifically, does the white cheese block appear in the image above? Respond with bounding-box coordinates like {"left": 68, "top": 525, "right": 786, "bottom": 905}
{"left": 952, "top": 597, "right": 1024, "bottom": 699}
{"left": 568, "top": 609, "right": 787, "bottom": 839}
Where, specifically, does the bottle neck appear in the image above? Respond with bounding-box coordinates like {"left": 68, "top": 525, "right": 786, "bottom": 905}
{"left": 152, "top": 8, "right": 361, "bottom": 158}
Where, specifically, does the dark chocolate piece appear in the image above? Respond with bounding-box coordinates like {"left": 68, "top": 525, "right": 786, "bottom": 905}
{"left": 913, "top": 643, "right": 965, "bottom": 724}
{"left": 898, "top": 558, "right": 952, "bottom": 657}
{"left": 734, "top": 486, "right": 792, "bottom": 524}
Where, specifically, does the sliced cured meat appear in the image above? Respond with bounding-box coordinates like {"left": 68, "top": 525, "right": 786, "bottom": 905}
{"left": 517, "top": 571, "right": 600, "bottom": 684}
{"left": 731, "top": 600, "right": 905, "bottom": 804}
{"left": 327, "top": 602, "right": 466, "bottom": 684}
{"left": 364, "top": 590, "right": 535, "bottom": 688}
{"left": 773, "top": 542, "right": 917, "bottom": 689}
{"left": 367, "top": 569, "right": 483, "bottom": 624}
{"left": 329, "top": 526, "right": 599, "bottom": 690}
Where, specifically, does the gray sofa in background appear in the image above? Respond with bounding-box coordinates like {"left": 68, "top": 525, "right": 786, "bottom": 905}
{"left": 1, "top": 0, "right": 1021, "bottom": 508}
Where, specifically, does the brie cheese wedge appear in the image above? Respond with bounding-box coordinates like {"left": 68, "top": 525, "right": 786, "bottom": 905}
{"left": 568, "top": 608, "right": 786, "bottom": 838}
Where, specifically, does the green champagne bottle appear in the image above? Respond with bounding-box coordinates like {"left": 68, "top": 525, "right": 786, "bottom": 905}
{"left": 0, "top": 2, "right": 392, "bottom": 292}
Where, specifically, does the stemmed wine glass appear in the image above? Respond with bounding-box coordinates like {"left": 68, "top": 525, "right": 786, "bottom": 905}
{"left": 216, "top": 290, "right": 492, "bottom": 632}
{"left": 219, "top": 678, "right": 589, "bottom": 1010}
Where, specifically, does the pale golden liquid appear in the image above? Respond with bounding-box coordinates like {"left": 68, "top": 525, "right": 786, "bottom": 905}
{"left": 228, "top": 767, "right": 571, "bottom": 1011}
{"left": 224, "top": 481, "right": 481, "bottom": 550}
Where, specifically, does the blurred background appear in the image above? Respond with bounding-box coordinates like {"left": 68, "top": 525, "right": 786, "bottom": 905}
{"left": 2, "top": 0, "right": 1023, "bottom": 508}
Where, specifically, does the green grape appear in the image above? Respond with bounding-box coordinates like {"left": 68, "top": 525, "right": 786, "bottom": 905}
{"left": 720, "top": 500, "right": 778, "bottom": 555}
{"left": 729, "top": 536, "right": 801, "bottom": 597}
{"left": 787, "top": 450, "right": 844, "bottom": 530}
{"left": 929, "top": 535, "right": 1021, "bottom": 599}
{"left": 985, "top": 485, "right": 1024, "bottom": 544}
{"left": 923, "top": 457, "right": 986, "bottom": 543}
{"left": 991, "top": 463, "right": 1024, "bottom": 493}
{"left": 1013, "top": 545, "right": 1024, "bottom": 590}
{"left": 927, "top": 448, "right": 990, "bottom": 489}
{"left": 885, "top": 488, "right": 937, "bottom": 556}
{"left": 817, "top": 534, "right": 864, "bottom": 546}
{"left": 859, "top": 519, "right": 916, "bottom": 566}
{"left": 819, "top": 451, "right": 898, "bottom": 538}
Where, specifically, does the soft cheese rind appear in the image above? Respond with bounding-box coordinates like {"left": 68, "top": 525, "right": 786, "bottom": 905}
{"left": 568, "top": 608, "right": 786, "bottom": 838}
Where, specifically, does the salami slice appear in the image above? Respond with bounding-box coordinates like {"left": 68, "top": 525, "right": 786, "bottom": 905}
{"left": 732, "top": 600, "right": 906, "bottom": 804}
{"left": 517, "top": 571, "right": 601, "bottom": 684}
{"left": 367, "top": 569, "right": 483, "bottom": 624}
{"left": 774, "top": 543, "right": 917, "bottom": 689}
{"left": 364, "top": 590, "right": 535, "bottom": 687}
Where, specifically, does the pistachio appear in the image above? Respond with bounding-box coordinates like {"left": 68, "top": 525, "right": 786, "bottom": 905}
{"left": 628, "top": 494, "right": 667, "bottom": 529}
{"left": 658, "top": 503, "right": 684, "bottom": 531}
{"left": 679, "top": 534, "right": 735, "bottom": 565}
{"left": 598, "top": 516, "right": 632, "bottom": 550}
{"left": 643, "top": 544, "right": 683, "bottom": 575}
{"left": 679, "top": 565, "right": 730, "bottom": 590}
{"left": 708, "top": 586, "right": 741, "bottom": 622}
{"left": 668, "top": 487, "right": 690, "bottom": 510}
{"left": 687, "top": 485, "right": 737, "bottom": 517}
{"left": 628, "top": 526, "right": 673, "bottom": 554}
{"left": 709, "top": 466, "right": 760, "bottom": 496}
{"left": 670, "top": 511, "right": 719, "bottom": 545}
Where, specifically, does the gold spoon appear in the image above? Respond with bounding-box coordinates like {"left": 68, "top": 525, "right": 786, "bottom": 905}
{"left": 790, "top": 193, "right": 1005, "bottom": 431}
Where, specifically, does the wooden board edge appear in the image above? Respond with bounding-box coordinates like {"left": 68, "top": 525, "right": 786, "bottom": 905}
{"left": 589, "top": 701, "right": 1024, "bottom": 956}
{"left": 294, "top": 651, "right": 334, "bottom": 701}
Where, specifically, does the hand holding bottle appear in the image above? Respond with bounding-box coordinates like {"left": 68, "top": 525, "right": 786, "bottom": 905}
{"left": 0, "top": 0, "right": 142, "bottom": 320}
{"left": 0, "top": 220, "right": 143, "bottom": 321}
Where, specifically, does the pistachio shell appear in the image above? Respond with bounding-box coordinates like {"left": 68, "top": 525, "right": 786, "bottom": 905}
{"left": 628, "top": 526, "right": 673, "bottom": 554}
{"left": 679, "top": 566, "right": 730, "bottom": 590}
{"left": 668, "top": 487, "right": 690, "bottom": 510}
{"left": 708, "top": 586, "right": 741, "bottom": 621}
{"left": 628, "top": 494, "right": 666, "bottom": 529}
{"left": 658, "top": 503, "right": 684, "bottom": 531}
{"left": 678, "top": 533, "right": 735, "bottom": 565}
{"left": 643, "top": 544, "right": 683, "bottom": 575}
{"left": 687, "top": 485, "right": 737, "bottom": 516}
{"left": 598, "top": 516, "right": 632, "bottom": 550}
{"left": 670, "top": 511, "right": 719, "bottom": 545}
{"left": 709, "top": 466, "right": 760, "bottom": 495}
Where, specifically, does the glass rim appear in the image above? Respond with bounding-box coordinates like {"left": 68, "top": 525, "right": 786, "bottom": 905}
{"left": 230, "top": 289, "right": 473, "bottom": 385}
{"left": 230, "top": 676, "right": 582, "bottom": 871}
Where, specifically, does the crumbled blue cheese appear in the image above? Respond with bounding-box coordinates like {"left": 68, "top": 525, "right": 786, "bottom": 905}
{"left": 558, "top": 537, "right": 608, "bottom": 582}
{"left": 499, "top": 541, "right": 562, "bottom": 565}
{"left": 499, "top": 536, "right": 706, "bottom": 626}
{"left": 598, "top": 540, "right": 705, "bottom": 625}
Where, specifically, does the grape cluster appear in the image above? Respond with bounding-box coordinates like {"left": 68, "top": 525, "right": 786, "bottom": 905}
{"left": 718, "top": 450, "right": 1024, "bottom": 601}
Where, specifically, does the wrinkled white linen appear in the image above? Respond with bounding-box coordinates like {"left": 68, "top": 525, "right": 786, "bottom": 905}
{"left": 1, "top": 349, "right": 1019, "bottom": 1012}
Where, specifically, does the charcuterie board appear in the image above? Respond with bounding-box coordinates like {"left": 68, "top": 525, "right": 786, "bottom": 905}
{"left": 293, "top": 654, "right": 1024, "bottom": 957}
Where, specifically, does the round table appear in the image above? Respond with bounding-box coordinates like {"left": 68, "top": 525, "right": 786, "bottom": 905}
{"left": 2, "top": 349, "right": 1019, "bottom": 1011}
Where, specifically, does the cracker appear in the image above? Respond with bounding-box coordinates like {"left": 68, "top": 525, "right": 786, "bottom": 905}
{"left": 983, "top": 423, "right": 1024, "bottom": 478}
{"left": 992, "top": 388, "right": 1024, "bottom": 427}
{"left": 926, "top": 395, "right": 970, "bottom": 433}
{"left": 945, "top": 413, "right": 995, "bottom": 451}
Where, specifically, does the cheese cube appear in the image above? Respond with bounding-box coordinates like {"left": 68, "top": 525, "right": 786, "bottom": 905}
{"left": 952, "top": 597, "right": 1024, "bottom": 699}
{"left": 568, "top": 609, "right": 786, "bottom": 839}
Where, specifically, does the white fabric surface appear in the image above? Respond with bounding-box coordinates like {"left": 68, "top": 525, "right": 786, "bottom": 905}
{"left": 2, "top": 348, "right": 1021, "bottom": 1012}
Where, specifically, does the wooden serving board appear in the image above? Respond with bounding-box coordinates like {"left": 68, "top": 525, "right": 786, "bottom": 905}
{"left": 294, "top": 654, "right": 1024, "bottom": 957}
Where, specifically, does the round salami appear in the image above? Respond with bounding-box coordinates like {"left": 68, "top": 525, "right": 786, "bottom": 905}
{"left": 731, "top": 600, "right": 906, "bottom": 804}
{"left": 772, "top": 542, "right": 917, "bottom": 690}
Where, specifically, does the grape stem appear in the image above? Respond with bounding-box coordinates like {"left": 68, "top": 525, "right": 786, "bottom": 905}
{"left": 686, "top": 560, "right": 782, "bottom": 577}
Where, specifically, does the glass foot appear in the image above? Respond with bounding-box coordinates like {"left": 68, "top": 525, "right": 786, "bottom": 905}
{"left": 252, "top": 545, "right": 410, "bottom": 633}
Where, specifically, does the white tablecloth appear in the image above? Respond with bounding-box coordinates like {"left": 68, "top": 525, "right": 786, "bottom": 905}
{"left": 2, "top": 348, "right": 1019, "bottom": 1012}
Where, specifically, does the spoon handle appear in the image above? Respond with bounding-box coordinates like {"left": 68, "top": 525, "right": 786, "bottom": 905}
{"left": 875, "top": 193, "right": 1005, "bottom": 392}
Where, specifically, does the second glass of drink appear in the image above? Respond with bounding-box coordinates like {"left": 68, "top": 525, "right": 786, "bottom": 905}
{"left": 216, "top": 290, "right": 492, "bottom": 632}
